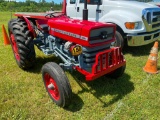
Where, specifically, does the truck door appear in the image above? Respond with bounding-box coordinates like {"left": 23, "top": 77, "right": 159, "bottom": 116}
{"left": 66, "top": 0, "right": 77, "bottom": 19}
{"left": 76, "top": 0, "right": 103, "bottom": 21}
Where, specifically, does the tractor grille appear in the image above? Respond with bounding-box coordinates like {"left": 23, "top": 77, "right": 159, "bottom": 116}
{"left": 81, "top": 44, "right": 110, "bottom": 72}
{"left": 142, "top": 8, "right": 160, "bottom": 31}
{"left": 92, "top": 47, "right": 124, "bottom": 74}
{"left": 80, "top": 45, "right": 124, "bottom": 73}
{"left": 89, "top": 27, "right": 114, "bottom": 44}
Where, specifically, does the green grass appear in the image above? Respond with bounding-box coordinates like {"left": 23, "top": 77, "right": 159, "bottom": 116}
{"left": 0, "top": 12, "right": 160, "bottom": 120}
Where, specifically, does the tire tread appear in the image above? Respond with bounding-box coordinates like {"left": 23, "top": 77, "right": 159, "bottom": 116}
{"left": 8, "top": 18, "right": 35, "bottom": 69}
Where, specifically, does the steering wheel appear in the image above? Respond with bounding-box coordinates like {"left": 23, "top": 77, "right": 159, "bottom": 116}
{"left": 45, "top": 13, "right": 55, "bottom": 18}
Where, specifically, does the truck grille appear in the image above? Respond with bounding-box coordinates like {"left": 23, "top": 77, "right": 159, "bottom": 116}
{"left": 142, "top": 8, "right": 160, "bottom": 31}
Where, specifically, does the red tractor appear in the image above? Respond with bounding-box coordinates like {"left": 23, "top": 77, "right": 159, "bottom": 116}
{"left": 5, "top": 0, "right": 126, "bottom": 107}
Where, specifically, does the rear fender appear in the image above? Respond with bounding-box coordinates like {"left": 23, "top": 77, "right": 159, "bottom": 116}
{"left": 20, "top": 17, "right": 36, "bottom": 38}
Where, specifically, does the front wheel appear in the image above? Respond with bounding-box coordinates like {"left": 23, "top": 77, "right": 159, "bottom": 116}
{"left": 42, "top": 62, "right": 72, "bottom": 107}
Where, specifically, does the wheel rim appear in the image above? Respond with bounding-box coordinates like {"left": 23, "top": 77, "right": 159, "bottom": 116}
{"left": 10, "top": 33, "right": 20, "bottom": 61}
{"left": 44, "top": 73, "right": 60, "bottom": 100}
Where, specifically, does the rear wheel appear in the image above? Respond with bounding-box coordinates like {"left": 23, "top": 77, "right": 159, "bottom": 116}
{"left": 112, "top": 30, "right": 124, "bottom": 48}
{"left": 42, "top": 62, "right": 72, "bottom": 107}
{"left": 8, "top": 18, "right": 36, "bottom": 69}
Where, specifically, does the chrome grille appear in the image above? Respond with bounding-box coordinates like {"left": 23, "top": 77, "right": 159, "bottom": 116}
{"left": 142, "top": 8, "right": 160, "bottom": 31}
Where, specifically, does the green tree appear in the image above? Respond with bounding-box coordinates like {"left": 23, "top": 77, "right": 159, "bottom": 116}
{"left": 6, "top": 1, "right": 16, "bottom": 11}
{"left": 0, "top": 0, "right": 62, "bottom": 12}
{"left": 0, "top": 0, "right": 5, "bottom": 2}
{"left": 42, "top": 0, "right": 46, "bottom": 3}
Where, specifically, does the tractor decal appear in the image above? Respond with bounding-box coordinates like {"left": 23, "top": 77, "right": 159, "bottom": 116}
{"left": 51, "top": 28, "right": 88, "bottom": 41}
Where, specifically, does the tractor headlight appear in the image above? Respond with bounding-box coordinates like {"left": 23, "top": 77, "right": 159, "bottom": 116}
{"left": 125, "top": 22, "right": 139, "bottom": 29}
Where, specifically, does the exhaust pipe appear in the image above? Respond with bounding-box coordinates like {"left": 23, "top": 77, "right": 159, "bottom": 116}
{"left": 83, "top": 0, "right": 88, "bottom": 20}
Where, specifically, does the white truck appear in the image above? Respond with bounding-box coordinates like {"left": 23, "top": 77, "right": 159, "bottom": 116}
{"left": 66, "top": 0, "right": 160, "bottom": 48}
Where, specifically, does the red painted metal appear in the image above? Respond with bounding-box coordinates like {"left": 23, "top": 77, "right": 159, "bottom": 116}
{"left": 14, "top": 12, "right": 63, "bottom": 20}
{"left": 21, "top": 17, "right": 36, "bottom": 38}
{"left": 15, "top": 13, "right": 47, "bottom": 20}
{"left": 10, "top": 33, "right": 20, "bottom": 61}
{"left": 48, "top": 16, "right": 115, "bottom": 47}
{"left": 14, "top": 13, "right": 115, "bottom": 47}
{"left": 44, "top": 73, "right": 60, "bottom": 100}
{"left": 62, "top": 0, "right": 66, "bottom": 15}
{"left": 76, "top": 47, "right": 126, "bottom": 81}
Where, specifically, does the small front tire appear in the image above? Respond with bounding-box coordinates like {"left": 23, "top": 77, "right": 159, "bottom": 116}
{"left": 42, "top": 62, "right": 72, "bottom": 107}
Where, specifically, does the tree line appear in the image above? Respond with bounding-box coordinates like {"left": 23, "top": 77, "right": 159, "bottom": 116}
{"left": 0, "top": 0, "right": 154, "bottom": 12}
{"left": 0, "top": 0, "right": 62, "bottom": 12}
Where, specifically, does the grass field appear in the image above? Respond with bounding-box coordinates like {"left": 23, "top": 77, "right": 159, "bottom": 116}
{"left": 0, "top": 12, "right": 160, "bottom": 120}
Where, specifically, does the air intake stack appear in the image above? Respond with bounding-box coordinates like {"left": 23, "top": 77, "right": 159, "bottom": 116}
{"left": 83, "top": 0, "right": 88, "bottom": 20}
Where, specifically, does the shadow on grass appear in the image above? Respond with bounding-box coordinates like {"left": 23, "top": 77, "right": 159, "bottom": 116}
{"left": 26, "top": 55, "right": 62, "bottom": 73}
{"left": 123, "top": 42, "right": 154, "bottom": 56}
{"left": 65, "top": 93, "right": 84, "bottom": 112}
{"left": 69, "top": 71, "right": 134, "bottom": 108}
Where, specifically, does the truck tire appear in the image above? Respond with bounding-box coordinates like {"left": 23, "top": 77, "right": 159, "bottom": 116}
{"left": 8, "top": 18, "right": 36, "bottom": 69}
{"left": 106, "top": 65, "right": 126, "bottom": 79}
{"left": 42, "top": 62, "right": 72, "bottom": 107}
{"left": 112, "top": 31, "right": 124, "bottom": 49}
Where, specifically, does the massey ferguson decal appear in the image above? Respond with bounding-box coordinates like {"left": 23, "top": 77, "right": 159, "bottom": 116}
{"left": 51, "top": 28, "right": 88, "bottom": 41}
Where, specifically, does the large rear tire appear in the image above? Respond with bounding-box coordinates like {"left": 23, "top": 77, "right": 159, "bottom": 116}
{"left": 111, "top": 29, "right": 125, "bottom": 49}
{"left": 114, "top": 30, "right": 124, "bottom": 48}
{"left": 8, "top": 18, "right": 36, "bottom": 69}
{"left": 42, "top": 62, "right": 72, "bottom": 107}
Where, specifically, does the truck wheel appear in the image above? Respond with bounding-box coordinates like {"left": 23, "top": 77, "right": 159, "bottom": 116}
{"left": 112, "top": 31, "right": 124, "bottom": 49}
{"left": 42, "top": 62, "right": 72, "bottom": 107}
{"left": 106, "top": 65, "right": 126, "bottom": 79}
{"left": 8, "top": 18, "right": 35, "bottom": 69}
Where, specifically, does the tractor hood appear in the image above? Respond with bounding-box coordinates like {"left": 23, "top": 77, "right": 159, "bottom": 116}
{"left": 48, "top": 16, "right": 115, "bottom": 47}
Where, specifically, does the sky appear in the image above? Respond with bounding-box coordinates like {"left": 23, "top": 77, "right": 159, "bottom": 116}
{"left": 16, "top": 0, "right": 62, "bottom": 4}
{"left": 154, "top": 0, "right": 160, "bottom": 1}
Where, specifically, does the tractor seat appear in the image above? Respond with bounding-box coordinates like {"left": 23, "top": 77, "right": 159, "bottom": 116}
{"left": 36, "top": 20, "right": 48, "bottom": 32}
